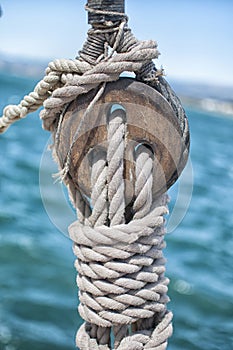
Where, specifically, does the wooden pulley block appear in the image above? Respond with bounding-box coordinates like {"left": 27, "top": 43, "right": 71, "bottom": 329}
{"left": 55, "top": 78, "right": 189, "bottom": 202}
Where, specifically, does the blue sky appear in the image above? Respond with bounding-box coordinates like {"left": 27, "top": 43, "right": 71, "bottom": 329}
{"left": 0, "top": 0, "right": 233, "bottom": 86}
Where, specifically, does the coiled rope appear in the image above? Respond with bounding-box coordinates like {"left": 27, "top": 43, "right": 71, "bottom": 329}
{"left": 0, "top": 7, "right": 189, "bottom": 349}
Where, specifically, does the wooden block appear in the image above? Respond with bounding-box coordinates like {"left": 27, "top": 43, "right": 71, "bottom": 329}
{"left": 55, "top": 78, "right": 188, "bottom": 202}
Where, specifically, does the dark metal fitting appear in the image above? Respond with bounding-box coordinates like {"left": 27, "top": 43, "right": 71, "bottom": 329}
{"left": 87, "top": 0, "right": 125, "bottom": 26}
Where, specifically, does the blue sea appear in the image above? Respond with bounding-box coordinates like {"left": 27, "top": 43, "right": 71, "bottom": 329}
{"left": 0, "top": 73, "right": 233, "bottom": 350}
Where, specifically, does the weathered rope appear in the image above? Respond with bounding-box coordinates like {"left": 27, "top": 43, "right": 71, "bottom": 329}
{"left": 133, "top": 145, "right": 153, "bottom": 220}
{"left": 0, "top": 59, "right": 90, "bottom": 133}
{"left": 68, "top": 108, "right": 173, "bottom": 349}
{"left": 71, "top": 177, "right": 172, "bottom": 349}
{"left": 107, "top": 110, "right": 127, "bottom": 348}
{"left": 60, "top": 93, "right": 173, "bottom": 349}
{"left": 0, "top": 30, "right": 159, "bottom": 133}
{"left": 0, "top": 7, "right": 189, "bottom": 349}
{"left": 107, "top": 109, "right": 126, "bottom": 227}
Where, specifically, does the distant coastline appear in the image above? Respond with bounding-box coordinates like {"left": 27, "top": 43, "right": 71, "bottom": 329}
{"left": 1, "top": 54, "right": 233, "bottom": 117}
{"left": 0, "top": 53, "right": 47, "bottom": 79}
{"left": 170, "top": 79, "right": 233, "bottom": 117}
{"left": 180, "top": 96, "right": 233, "bottom": 118}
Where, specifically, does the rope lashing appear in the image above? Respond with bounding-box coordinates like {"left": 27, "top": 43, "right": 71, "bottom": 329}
{"left": 0, "top": 2, "right": 190, "bottom": 349}
{"left": 66, "top": 108, "right": 173, "bottom": 349}
{"left": 70, "top": 203, "right": 171, "bottom": 328}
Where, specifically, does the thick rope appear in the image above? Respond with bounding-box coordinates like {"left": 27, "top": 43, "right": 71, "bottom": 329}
{"left": 132, "top": 147, "right": 172, "bottom": 338}
{"left": 88, "top": 149, "right": 108, "bottom": 227}
{"left": 71, "top": 193, "right": 172, "bottom": 349}
{"left": 63, "top": 100, "right": 173, "bottom": 349}
{"left": 133, "top": 145, "right": 154, "bottom": 220}
{"left": 80, "top": 147, "right": 111, "bottom": 349}
{"left": 107, "top": 110, "right": 127, "bottom": 348}
{"left": 0, "top": 60, "right": 90, "bottom": 133}
{"left": 0, "top": 36, "right": 159, "bottom": 133}
{"left": 107, "top": 109, "right": 126, "bottom": 226}
{"left": 0, "top": 8, "right": 189, "bottom": 349}
{"left": 66, "top": 107, "right": 172, "bottom": 349}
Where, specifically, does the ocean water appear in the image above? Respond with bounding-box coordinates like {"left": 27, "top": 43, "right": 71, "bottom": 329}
{"left": 0, "top": 73, "right": 232, "bottom": 350}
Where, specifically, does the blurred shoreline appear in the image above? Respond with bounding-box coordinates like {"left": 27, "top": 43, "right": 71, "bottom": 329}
{"left": 180, "top": 95, "right": 233, "bottom": 118}
{"left": 171, "top": 80, "right": 233, "bottom": 117}
{"left": 1, "top": 54, "right": 233, "bottom": 117}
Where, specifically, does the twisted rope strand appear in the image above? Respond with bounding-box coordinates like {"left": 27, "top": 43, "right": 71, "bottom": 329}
{"left": 133, "top": 145, "right": 153, "bottom": 220}
{"left": 107, "top": 109, "right": 126, "bottom": 226}
{"left": 0, "top": 59, "right": 91, "bottom": 133}
{"left": 88, "top": 149, "right": 108, "bottom": 227}
{"left": 106, "top": 109, "right": 128, "bottom": 347}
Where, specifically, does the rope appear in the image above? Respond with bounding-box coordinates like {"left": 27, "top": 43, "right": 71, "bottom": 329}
{"left": 0, "top": 7, "right": 189, "bottom": 349}
{"left": 59, "top": 71, "right": 174, "bottom": 350}
{"left": 88, "top": 149, "right": 108, "bottom": 227}
{"left": 71, "top": 176, "right": 172, "bottom": 349}
{"left": 107, "top": 109, "right": 127, "bottom": 348}
{"left": 107, "top": 109, "right": 126, "bottom": 227}
{"left": 0, "top": 31, "right": 159, "bottom": 133}
{"left": 133, "top": 145, "right": 154, "bottom": 220}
